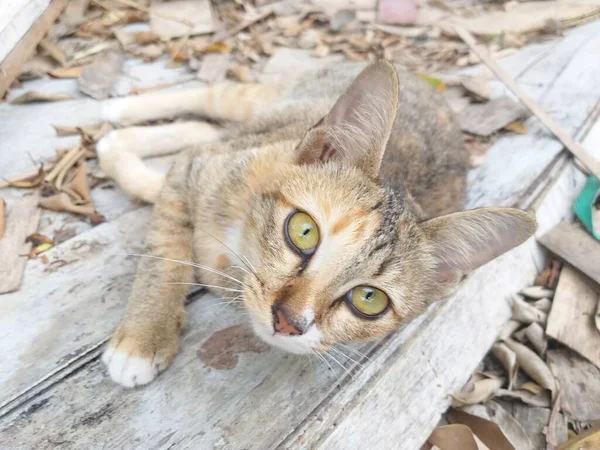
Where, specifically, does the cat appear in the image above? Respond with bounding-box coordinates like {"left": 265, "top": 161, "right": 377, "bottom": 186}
{"left": 97, "top": 60, "right": 536, "bottom": 387}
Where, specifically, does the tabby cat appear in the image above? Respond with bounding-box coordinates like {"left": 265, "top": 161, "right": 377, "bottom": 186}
{"left": 97, "top": 61, "right": 536, "bottom": 387}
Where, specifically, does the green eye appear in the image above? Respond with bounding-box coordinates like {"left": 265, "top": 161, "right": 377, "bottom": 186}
{"left": 285, "top": 211, "right": 319, "bottom": 255}
{"left": 346, "top": 286, "right": 389, "bottom": 318}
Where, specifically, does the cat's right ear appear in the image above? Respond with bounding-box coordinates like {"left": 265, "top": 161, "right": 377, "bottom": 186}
{"left": 294, "top": 60, "right": 399, "bottom": 179}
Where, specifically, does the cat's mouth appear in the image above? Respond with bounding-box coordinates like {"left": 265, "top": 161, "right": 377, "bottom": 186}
{"left": 249, "top": 318, "right": 324, "bottom": 355}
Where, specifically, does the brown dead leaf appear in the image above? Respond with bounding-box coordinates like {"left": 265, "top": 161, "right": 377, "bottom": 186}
{"left": 62, "top": 163, "right": 92, "bottom": 202}
{"left": 505, "top": 339, "right": 556, "bottom": 396}
{"left": 25, "top": 233, "right": 54, "bottom": 246}
{"left": 49, "top": 66, "right": 86, "bottom": 79}
{"left": 521, "top": 286, "right": 555, "bottom": 299}
{"left": 39, "top": 192, "right": 97, "bottom": 217}
{"left": 39, "top": 39, "right": 68, "bottom": 67}
{"left": 535, "top": 259, "right": 562, "bottom": 289}
{"left": 462, "top": 77, "right": 492, "bottom": 102}
{"left": 40, "top": 254, "right": 49, "bottom": 264}
{"left": 90, "top": 212, "right": 107, "bottom": 226}
{"left": 134, "top": 31, "right": 161, "bottom": 45}
{"left": 519, "top": 381, "right": 545, "bottom": 395}
{"left": 0, "top": 197, "right": 5, "bottom": 239}
{"left": 10, "top": 91, "right": 73, "bottom": 105}
{"left": 504, "top": 121, "right": 528, "bottom": 134}
{"left": 447, "top": 408, "right": 516, "bottom": 450}
{"left": 228, "top": 65, "right": 250, "bottom": 82}
{"left": 428, "top": 424, "right": 479, "bottom": 450}
{"left": 202, "top": 42, "right": 231, "bottom": 54}
{"left": 4, "top": 165, "right": 45, "bottom": 188}
{"left": 133, "top": 44, "right": 165, "bottom": 62}
{"left": 78, "top": 50, "right": 123, "bottom": 100}
{"left": 169, "top": 45, "right": 188, "bottom": 62}
{"left": 452, "top": 375, "right": 506, "bottom": 407}
{"left": 28, "top": 242, "right": 53, "bottom": 258}
{"left": 19, "top": 56, "right": 55, "bottom": 80}
{"left": 557, "top": 423, "right": 600, "bottom": 450}
{"left": 129, "top": 83, "right": 173, "bottom": 95}
{"left": 75, "top": 19, "right": 111, "bottom": 38}
{"left": 533, "top": 298, "right": 552, "bottom": 313}
{"left": 522, "top": 322, "right": 547, "bottom": 356}
{"left": 491, "top": 343, "right": 518, "bottom": 390}
{"left": 498, "top": 320, "right": 522, "bottom": 341}
{"left": 102, "top": 9, "right": 148, "bottom": 27}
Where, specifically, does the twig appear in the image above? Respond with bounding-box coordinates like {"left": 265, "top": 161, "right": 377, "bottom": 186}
{"left": 200, "top": 8, "right": 273, "bottom": 51}
{"left": 93, "top": 0, "right": 195, "bottom": 29}
{"left": 0, "top": 164, "right": 56, "bottom": 189}
{"left": 453, "top": 24, "right": 600, "bottom": 181}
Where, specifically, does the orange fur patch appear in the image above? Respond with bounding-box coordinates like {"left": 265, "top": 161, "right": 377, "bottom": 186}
{"left": 331, "top": 215, "right": 352, "bottom": 235}
{"left": 216, "top": 253, "right": 230, "bottom": 268}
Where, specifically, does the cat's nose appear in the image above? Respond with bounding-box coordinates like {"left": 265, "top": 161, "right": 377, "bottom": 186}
{"left": 272, "top": 304, "right": 303, "bottom": 336}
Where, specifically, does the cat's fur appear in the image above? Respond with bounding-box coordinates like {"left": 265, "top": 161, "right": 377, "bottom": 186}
{"left": 98, "top": 61, "right": 536, "bottom": 387}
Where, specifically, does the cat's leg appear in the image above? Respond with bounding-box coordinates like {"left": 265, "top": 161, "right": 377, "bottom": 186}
{"left": 102, "top": 155, "right": 194, "bottom": 387}
{"left": 102, "top": 83, "right": 281, "bottom": 125}
{"left": 97, "top": 121, "right": 221, "bottom": 203}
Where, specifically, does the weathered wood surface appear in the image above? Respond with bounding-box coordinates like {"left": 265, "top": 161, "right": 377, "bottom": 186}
{"left": 1, "top": 20, "right": 600, "bottom": 449}
{"left": 0, "top": 192, "right": 41, "bottom": 294}
{"left": 546, "top": 265, "right": 600, "bottom": 369}
{"left": 0, "top": 0, "right": 69, "bottom": 98}
{"left": 538, "top": 221, "right": 600, "bottom": 285}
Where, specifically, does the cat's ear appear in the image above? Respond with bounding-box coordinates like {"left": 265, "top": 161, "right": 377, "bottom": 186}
{"left": 421, "top": 208, "right": 537, "bottom": 283}
{"left": 296, "top": 60, "right": 399, "bottom": 179}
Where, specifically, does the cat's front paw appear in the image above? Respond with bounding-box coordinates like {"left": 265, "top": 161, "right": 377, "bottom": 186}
{"left": 102, "top": 324, "right": 180, "bottom": 388}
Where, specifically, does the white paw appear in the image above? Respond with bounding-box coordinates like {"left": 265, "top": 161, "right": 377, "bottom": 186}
{"left": 102, "top": 346, "right": 158, "bottom": 388}
{"left": 101, "top": 98, "right": 127, "bottom": 124}
{"left": 96, "top": 130, "right": 119, "bottom": 157}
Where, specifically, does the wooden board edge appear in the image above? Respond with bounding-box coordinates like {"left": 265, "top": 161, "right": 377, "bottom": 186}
{"left": 0, "top": 0, "right": 70, "bottom": 99}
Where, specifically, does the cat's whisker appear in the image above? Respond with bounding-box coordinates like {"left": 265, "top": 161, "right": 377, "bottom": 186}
{"left": 311, "top": 350, "right": 336, "bottom": 374}
{"left": 330, "top": 346, "right": 365, "bottom": 370}
{"left": 198, "top": 297, "right": 244, "bottom": 313}
{"left": 160, "top": 282, "right": 243, "bottom": 293}
{"left": 324, "top": 351, "right": 354, "bottom": 380}
{"left": 229, "top": 265, "right": 252, "bottom": 277}
{"left": 124, "top": 253, "right": 248, "bottom": 287}
{"left": 337, "top": 343, "right": 372, "bottom": 363}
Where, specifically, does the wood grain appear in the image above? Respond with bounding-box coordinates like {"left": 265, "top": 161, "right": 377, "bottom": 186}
{"left": 538, "top": 222, "right": 600, "bottom": 285}
{"left": 547, "top": 349, "right": 600, "bottom": 421}
{"left": 546, "top": 265, "right": 600, "bottom": 369}
{"left": 0, "top": 0, "right": 69, "bottom": 99}
{"left": 0, "top": 193, "right": 41, "bottom": 294}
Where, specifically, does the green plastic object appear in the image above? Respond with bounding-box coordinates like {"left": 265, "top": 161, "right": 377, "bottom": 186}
{"left": 573, "top": 175, "right": 600, "bottom": 240}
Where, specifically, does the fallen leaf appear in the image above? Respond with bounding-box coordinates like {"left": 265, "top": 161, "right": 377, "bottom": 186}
{"left": 314, "top": 43, "right": 330, "bottom": 58}
{"left": 522, "top": 322, "right": 547, "bottom": 356}
{"left": 102, "top": 9, "right": 148, "bottom": 27}
{"left": 39, "top": 192, "right": 97, "bottom": 217}
{"left": 4, "top": 165, "right": 45, "bottom": 188}
{"left": 134, "top": 31, "right": 161, "bottom": 45}
{"left": 491, "top": 343, "right": 518, "bottom": 390}
{"left": 447, "top": 408, "right": 516, "bottom": 450}
{"left": 428, "top": 424, "right": 479, "bottom": 450}
{"left": 505, "top": 339, "right": 556, "bottom": 396}
{"left": 535, "top": 259, "right": 562, "bottom": 288}
{"left": 38, "top": 39, "right": 68, "bottom": 67}
{"left": 78, "top": 49, "right": 123, "bottom": 100}
{"left": 129, "top": 83, "right": 173, "bottom": 95}
{"left": 521, "top": 286, "right": 555, "bottom": 299}
{"left": 418, "top": 74, "right": 446, "bottom": 92}
{"left": 90, "top": 212, "right": 107, "bottom": 226}
{"left": 54, "top": 226, "right": 77, "bottom": 245}
{"left": 511, "top": 295, "right": 547, "bottom": 325}
{"left": 228, "top": 65, "right": 250, "bottom": 82}
{"left": 52, "top": 124, "right": 105, "bottom": 137}
{"left": 25, "top": 233, "right": 54, "bottom": 246}
{"left": 519, "top": 381, "right": 545, "bottom": 395}
{"left": 498, "top": 320, "right": 522, "bottom": 341}
{"left": 19, "top": 56, "right": 55, "bottom": 80}
{"left": 202, "top": 42, "right": 231, "bottom": 53}
{"left": 452, "top": 375, "right": 506, "bottom": 407}
{"left": 71, "top": 42, "right": 114, "bottom": 62}
{"left": 459, "top": 96, "right": 528, "bottom": 137}
{"left": 49, "top": 66, "right": 86, "bottom": 78}
{"left": 533, "top": 297, "right": 552, "bottom": 313}
{"left": 557, "top": 423, "right": 600, "bottom": 450}
{"left": 40, "top": 254, "right": 49, "bottom": 264}
{"left": 495, "top": 388, "right": 551, "bottom": 407}
{"left": 169, "top": 44, "right": 188, "bottom": 62}
{"left": 28, "top": 242, "right": 53, "bottom": 258}
{"left": 10, "top": 91, "right": 73, "bottom": 104}
{"left": 504, "top": 121, "right": 528, "bottom": 134}
{"left": 462, "top": 77, "right": 492, "bottom": 102}
{"left": 0, "top": 197, "right": 5, "bottom": 239}
{"left": 133, "top": 44, "right": 165, "bottom": 62}
{"left": 150, "top": 0, "right": 214, "bottom": 39}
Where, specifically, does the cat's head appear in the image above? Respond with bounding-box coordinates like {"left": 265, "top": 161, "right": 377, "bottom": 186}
{"left": 240, "top": 61, "right": 537, "bottom": 354}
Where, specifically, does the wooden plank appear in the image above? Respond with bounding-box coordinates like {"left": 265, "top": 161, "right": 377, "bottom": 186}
{"left": 0, "top": 0, "right": 69, "bottom": 99}
{"left": 0, "top": 0, "right": 52, "bottom": 63}
{"left": 538, "top": 222, "right": 600, "bottom": 285}
{"left": 547, "top": 349, "right": 600, "bottom": 421}
{"left": 0, "top": 193, "right": 41, "bottom": 294}
{"left": 546, "top": 265, "right": 600, "bottom": 369}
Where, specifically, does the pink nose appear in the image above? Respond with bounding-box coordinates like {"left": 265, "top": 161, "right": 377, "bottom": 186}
{"left": 273, "top": 306, "right": 302, "bottom": 336}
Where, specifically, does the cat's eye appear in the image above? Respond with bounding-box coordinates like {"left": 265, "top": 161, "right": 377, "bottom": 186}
{"left": 346, "top": 286, "right": 389, "bottom": 318}
{"left": 285, "top": 211, "right": 319, "bottom": 256}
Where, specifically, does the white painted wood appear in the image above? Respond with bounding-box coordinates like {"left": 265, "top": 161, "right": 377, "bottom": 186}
{"left": 1, "top": 21, "right": 600, "bottom": 449}
{"left": 0, "top": 0, "right": 51, "bottom": 64}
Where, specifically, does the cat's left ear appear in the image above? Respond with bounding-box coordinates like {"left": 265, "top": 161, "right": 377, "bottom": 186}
{"left": 296, "top": 60, "right": 399, "bottom": 179}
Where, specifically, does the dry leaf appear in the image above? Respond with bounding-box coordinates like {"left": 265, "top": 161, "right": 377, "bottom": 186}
{"left": 533, "top": 298, "right": 552, "bottom": 313}
{"left": 4, "top": 165, "right": 45, "bottom": 188}
{"left": 10, "top": 91, "right": 73, "bottom": 104}
{"left": 535, "top": 259, "right": 562, "bottom": 289}
{"left": 511, "top": 295, "right": 547, "bottom": 325}
{"left": 28, "top": 242, "right": 53, "bottom": 258}
{"left": 447, "top": 408, "right": 516, "bottom": 450}
{"left": 40, "top": 254, "right": 49, "bottom": 264}
{"left": 523, "top": 322, "right": 547, "bottom": 356}
{"left": 90, "top": 212, "right": 107, "bottom": 226}
{"left": 78, "top": 50, "right": 123, "bottom": 100}
{"left": 491, "top": 343, "right": 518, "bottom": 390}
{"left": 557, "top": 423, "right": 600, "bottom": 450}
{"left": 169, "top": 45, "right": 188, "bottom": 62}
{"left": 0, "top": 197, "right": 5, "bottom": 239}
{"left": 462, "top": 77, "right": 492, "bottom": 102}
{"left": 133, "top": 44, "right": 165, "bottom": 61}
{"left": 519, "top": 381, "right": 544, "bottom": 395}
{"left": 102, "top": 9, "right": 147, "bottom": 27}
{"left": 428, "top": 424, "right": 479, "bottom": 450}
{"left": 129, "top": 82, "right": 173, "bottom": 95}
{"left": 228, "top": 65, "right": 250, "bottom": 82}
{"left": 498, "top": 320, "right": 522, "bottom": 341}
{"left": 452, "top": 375, "right": 506, "bottom": 407}
{"left": 202, "top": 42, "right": 231, "bottom": 53}
{"left": 25, "top": 233, "right": 54, "bottom": 246}
{"left": 54, "top": 226, "right": 77, "bottom": 245}
{"left": 39, "top": 39, "right": 68, "bottom": 67}
{"left": 314, "top": 43, "right": 330, "bottom": 58}
{"left": 71, "top": 42, "right": 114, "bottom": 62}
{"left": 505, "top": 339, "right": 556, "bottom": 396}
{"left": 134, "top": 31, "right": 161, "bottom": 45}
{"left": 49, "top": 66, "right": 86, "bottom": 78}
{"left": 504, "top": 121, "right": 528, "bottom": 134}
{"left": 39, "top": 192, "right": 97, "bottom": 217}
{"left": 521, "top": 286, "right": 554, "bottom": 299}
{"left": 495, "top": 388, "right": 551, "bottom": 407}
